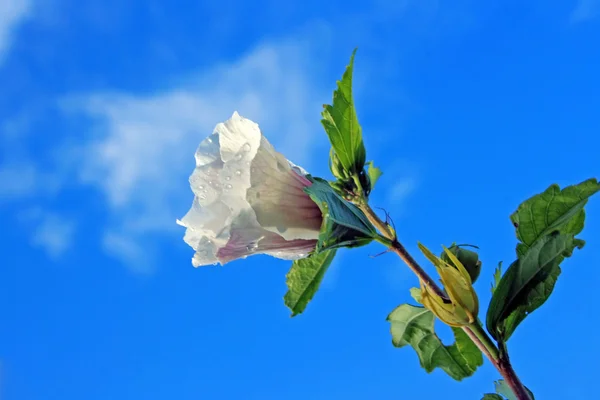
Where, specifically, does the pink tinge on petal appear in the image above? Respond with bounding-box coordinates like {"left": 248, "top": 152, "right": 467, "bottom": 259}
{"left": 246, "top": 162, "right": 323, "bottom": 240}
{"left": 216, "top": 228, "right": 317, "bottom": 265}
{"left": 289, "top": 168, "right": 312, "bottom": 188}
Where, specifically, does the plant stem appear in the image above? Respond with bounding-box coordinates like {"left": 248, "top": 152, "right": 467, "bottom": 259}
{"left": 467, "top": 321, "right": 499, "bottom": 361}
{"left": 463, "top": 326, "right": 497, "bottom": 365}
{"left": 464, "top": 324, "right": 531, "bottom": 400}
{"left": 357, "top": 200, "right": 532, "bottom": 400}
{"left": 357, "top": 203, "right": 448, "bottom": 300}
{"left": 496, "top": 356, "right": 532, "bottom": 400}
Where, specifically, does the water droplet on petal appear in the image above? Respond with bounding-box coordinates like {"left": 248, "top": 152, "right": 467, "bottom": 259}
{"left": 276, "top": 161, "right": 287, "bottom": 172}
{"left": 225, "top": 176, "right": 231, "bottom": 181}
{"left": 235, "top": 170, "right": 242, "bottom": 176}
{"left": 234, "top": 153, "right": 243, "bottom": 161}
{"left": 198, "top": 185, "right": 204, "bottom": 190}
{"left": 242, "top": 143, "right": 251, "bottom": 152}
{"left": 225, "top": 184, "right": 233, "bottom": 189}
{"left": 246, "top": 242, "right": 258, "bottom": 252}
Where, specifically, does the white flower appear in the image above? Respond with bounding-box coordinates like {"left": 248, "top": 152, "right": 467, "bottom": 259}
{"left": 177, "top": 112, "right": 323, "bottom": 267}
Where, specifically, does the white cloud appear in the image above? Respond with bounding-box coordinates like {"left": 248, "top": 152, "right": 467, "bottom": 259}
{"left": 389, "top": 178, "right": 416, "bottom": 204}
{"left": 62, "top": 39, "right": 331, "bottom": 270}
{"left": 0, "top": 163, "right": 37, "bottom": 199}
{"left": 21, "top": 208, "right": 75, "bottom": 258}
{"left": 570, "top": 0, "right": 600, "bottom": 23}
{"left": 0, "top": 162, "right": 62, "bottom": 201}
{"left": 0, "top": 0, "right": 31, "bottom": 64}
{"left": 103, "top": 231, "right": 153, "bottom": 274}
{"left": 384, "top": 163, "right": 418, "bottom": 217}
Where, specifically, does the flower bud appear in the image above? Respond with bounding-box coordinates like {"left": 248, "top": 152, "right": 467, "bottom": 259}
{"left": 418, "top": 243, "right": 480, "bottom": 327}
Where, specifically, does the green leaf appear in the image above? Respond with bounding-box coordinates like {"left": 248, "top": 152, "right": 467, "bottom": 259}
{"left": 486, "top": 179, "right": 599, "bottom": 342}
{"left": 486, "top": 233, "right": 579, "bottom": 341}
{"left": 501, "top": 264, "right": 560, "bottom": 341}
{"left": 304, "top": 177, "right": 377, "bottom": 252}
{"left": 410, "top": 287, "right": 422, "bottom": 303}
{"left": 321, "top": 48, "right": 366, "bottom": 174}
{"left": 494, "top": 380, "right": 535, "bottom": 400}
{"left": 491, "top": 262, "right": 502, "bottom": 294}
{"left": 387, "top": 304, "right": 483, "bottom": 381}
{"left": 511, "top": 178, "right": 600, "bottom": 257}
{"left": 366, "top": 161, "right": 382, "bottom": 190}
{"left": 481, "top": 394, "right": 504, "bottom": 400}
{"left": 284, "top": 249, "right": 337, "bottom": 317}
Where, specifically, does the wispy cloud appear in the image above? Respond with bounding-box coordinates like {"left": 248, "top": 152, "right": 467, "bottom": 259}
{"left": 388, "top": 178, "right": 417, "bottom": 205}
{"left": 0, "top": 163, "right": 38, "bottom": 200}
{"left": 0, "top": 0, "right": 31, "bottom": 64}
{"left": 21, "top": 208, "right": 75, "bottom": 259}
{"left": 0, "top": 163, "right": 63, "bottom": 201}
{"left": 102, "top": 231, "right": 152, "bottom": 274}
{"left": 382, "top": 161, "right": 419, "bottom": 217}
{"left": 570, "top": 0, "right": 600, "bottom": 23}
{"left": 60, "top": 39, "right": 331, "bottom": 271}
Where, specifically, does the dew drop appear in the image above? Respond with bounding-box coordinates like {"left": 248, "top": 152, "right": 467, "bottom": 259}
{"left": 246, "top": 242, "right": 258, "bottom": 252}
{"left": 276, "top": 161, "right": 287, "bottom": 172}
{"left": 198, "top": 184, "right": 204, "bottom": 190}
{"left": 225, "top": 184, "right": 233, "bottom": 189}
{"left": 235, "top": 170, "right": 242, "bottom": 176}
{"left": 242, "top": 143, "right": 251, "bottom": 152}
{"left": 225, "top": 176, "right": 231, "bottom": 181}
{"left": 234, "top": 153, "right": 243, "bottom": 161}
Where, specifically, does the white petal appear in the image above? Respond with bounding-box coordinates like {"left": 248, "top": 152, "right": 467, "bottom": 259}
{"left": 178, "top": 112, "right": 322, "bottom": 266}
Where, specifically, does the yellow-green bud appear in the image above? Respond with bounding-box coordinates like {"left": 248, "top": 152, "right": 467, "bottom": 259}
{"left": 418, "top": 243, "right": 480, "bottom": 327}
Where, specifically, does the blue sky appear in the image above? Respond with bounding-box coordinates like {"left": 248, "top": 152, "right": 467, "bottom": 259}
{"left": 1, "top": 1, "right": 599, "bottom": 399}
